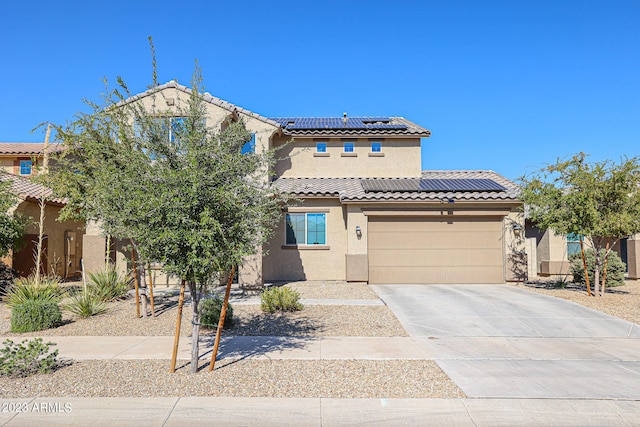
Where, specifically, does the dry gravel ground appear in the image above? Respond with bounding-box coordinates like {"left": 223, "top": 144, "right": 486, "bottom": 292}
{"left": 0, "top": 281, "right": 445, "bottom": 398}
{"left": 512, "top": 279, "right": 640, "bottom": 325}
{"left": 1, "top": 360, "right": 462, "bottom": 399}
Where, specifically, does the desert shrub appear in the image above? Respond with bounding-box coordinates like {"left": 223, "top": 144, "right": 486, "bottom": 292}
{"left": 199, "top": 296, "right": 233, "bottom": 328}
{"left": 261, "top": 286, "right": 303, "bottom": 313}
{"left": 570, "top": 249, "right": 626, "bottom": 288}
{"left": 64, "top": 290, "right": 107, "bottom": 318}
{"left": 4, "top": 275, "right": 65, "bottom": 307}
{"left": 0, "top": 338, "right": 58, "bottom": 377}
{"left": 87, "top": 268, "right": 132, "bottom": 301}
{"left": 0, "top": 261, "right": 16, "bottom": 296}
{"left": 11, "top": 300, "right": 62, "bottom": 332}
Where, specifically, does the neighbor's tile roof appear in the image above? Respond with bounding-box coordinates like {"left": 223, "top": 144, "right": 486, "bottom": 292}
{"left": 273, "top": 170, "right": 519, "bottom": 202}
{"left": 0, "top": 173, "right": 66, "bottom": 205}
{"left": 271, "top": 116, "right": 431, "bottom": 137}
{"left": 0, "top": 143, "right": 63, "bottom": 155}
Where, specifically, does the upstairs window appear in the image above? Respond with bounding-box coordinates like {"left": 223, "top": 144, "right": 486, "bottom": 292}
{"left": 241, "top": 133, "right": 256, "bottom": 154}
{"left": 371, "top": 142, "right": 382, "bottom": 152}
{"left": 343, "top": 142, "right": 354, "bottom": 153}
{"left": 316, "top": 142, "right": 327, "bottom": 153}
{"left": 286, "top": 213, "right": 326, "bottom": 245}
{"left": 19, "top": 160, "right": 32, "bottom": 175}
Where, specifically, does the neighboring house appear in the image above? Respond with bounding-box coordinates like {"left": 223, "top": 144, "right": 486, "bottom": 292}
{"left": 0, "top": 172, "right": 84, "bottom": 278}
{"left": 525, "top": 224, "right": 640, "bottom": 280}
{"left": 0, "top": 142, "right": 63, "bottom": 177}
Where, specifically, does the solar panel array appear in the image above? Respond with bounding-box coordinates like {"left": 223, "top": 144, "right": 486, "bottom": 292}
{"left": 361, "top": 178, "right": 506, "bottom": 193}
{"left": 272, "top": 117, "right": 409, "bottom": 131}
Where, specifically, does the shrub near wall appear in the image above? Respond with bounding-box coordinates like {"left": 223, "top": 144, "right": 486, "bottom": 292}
{"left": 569, "top": 249, "right": 626, "bottom": 288}
{"left": 11, "top": 300, "right": 62, "bottom": 333}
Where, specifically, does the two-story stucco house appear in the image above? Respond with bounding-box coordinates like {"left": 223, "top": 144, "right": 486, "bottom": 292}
{"left": 82, "top": 81, "right": 529, "bottom": 286}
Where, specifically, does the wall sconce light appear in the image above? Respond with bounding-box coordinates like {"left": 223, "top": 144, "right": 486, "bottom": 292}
{"left": 355, "top": 225, "right": 362, "bottom": 238}
{"left": 512, "top": 223, "right": 523, "bottom": 237}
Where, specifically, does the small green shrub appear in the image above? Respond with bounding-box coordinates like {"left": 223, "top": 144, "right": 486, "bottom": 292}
{"left": 64, "top": 290, "right": 107, "bottom": 318}
{"left": 87, "top": 268, "right": 132, "bottom": 302}
{"left": 199, "top": 296, "right": 233, "bottom": 328}
{"left": 570, "top": 249, "right": 626, "bottom": 288}
{"left": 11, "top": 300, "right": 62, "bottom": 332}
{"left": 0, "top": 338, "right": 59, "bottom": 377}
{"left": 261, "top": 286, "right": 303, "bottom": 313}
{"left": 4, "top": 275, "right": 65, "bottom": 307}
{"left": 0, "top": 261, "right": 17, "bottom": 296}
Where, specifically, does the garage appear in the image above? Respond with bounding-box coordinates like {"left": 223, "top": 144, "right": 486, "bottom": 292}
{"left": 368, "top": 215, "right": 504, "bottom": 284}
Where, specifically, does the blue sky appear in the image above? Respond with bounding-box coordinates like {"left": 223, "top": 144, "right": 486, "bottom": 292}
{"left": 1, "top": 1, "right": 638, "bottom": 180}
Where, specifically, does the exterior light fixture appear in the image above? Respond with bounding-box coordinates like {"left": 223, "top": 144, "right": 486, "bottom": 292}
{"left": 512, "top": 223, "right": 523, "bottom": 237}
{"left": 355, "top": 225, "right": 362, "bottom": 238}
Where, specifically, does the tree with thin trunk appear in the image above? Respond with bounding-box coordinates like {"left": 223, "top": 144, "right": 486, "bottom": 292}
{"left": 0, "top": 178, "right": 25, "bottom": 259}
{"left": 520, "top": 153, "right": 640, "bottom": 296}
{"left": 46, "top": 45, "right": 289, "bottom": 372}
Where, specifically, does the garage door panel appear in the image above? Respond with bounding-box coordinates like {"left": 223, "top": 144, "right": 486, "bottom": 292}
{"left": 368, "top": 216, "right": 504, "bottom": 284}
{"left": 369, "top": 249, "right": 503, "bottom": 267}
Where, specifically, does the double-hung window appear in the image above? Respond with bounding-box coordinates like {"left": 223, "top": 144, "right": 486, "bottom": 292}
{"left": 19, "top": 160, "right": 32, "bottom": 175}
{"left": 286, "top": 213, "right": 326, "bottom": 245}
{"left": 343, "top": 142, "right": 354, "bottom": 153}
{"left": 371, "top": 141, "right": 382, "bottom": 152}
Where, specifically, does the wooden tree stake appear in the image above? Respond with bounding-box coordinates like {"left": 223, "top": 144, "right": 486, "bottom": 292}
{"left": 131, "top": 243, "right": 141, "bottom": 318}
{"left": 580, "top": 236, "right": 592, "bottom": 297}
{"left": 148, "top": 262, "right": 155, "bottom": 316}
{"left": 170, "top": 279, "right": 186, "bottom": 373}
{"left": 209, "top": 266, "right": 235, "bottom": 372}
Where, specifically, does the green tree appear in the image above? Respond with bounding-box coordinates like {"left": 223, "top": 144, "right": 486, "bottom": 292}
{"left": 0, "top": 178, "right": 25, "bottom": 258}
{"left": 48, "top": 59, "right": 289, "bottom": 373}
{"left": 520, "top": 153, "right": 640, "bottom": 296}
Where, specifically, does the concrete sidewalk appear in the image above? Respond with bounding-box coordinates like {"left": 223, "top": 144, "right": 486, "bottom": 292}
{"left": 2, "top": 397, "right": 639, "bottom": 426}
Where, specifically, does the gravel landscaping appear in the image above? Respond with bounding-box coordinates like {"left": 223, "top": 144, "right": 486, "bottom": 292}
{"left": 1, "top": 359, "right": 462, "bottom": 399}
{"left": 513, "top": 279, "right": 640, "bottom": 325}
{"left": 0, "top": 281, "right": 442, "bottom": 398}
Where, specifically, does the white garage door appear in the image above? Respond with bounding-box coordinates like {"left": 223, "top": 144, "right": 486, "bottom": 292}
{"left": 368, "top": 216, "right": 504, "bottom": 284}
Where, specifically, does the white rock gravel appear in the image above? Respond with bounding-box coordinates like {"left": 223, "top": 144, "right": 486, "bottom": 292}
{"left": 0, "top": 359, "right": 463, "bottom": 399}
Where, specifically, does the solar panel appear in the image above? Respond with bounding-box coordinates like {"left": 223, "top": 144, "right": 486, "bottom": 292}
{"left": 270, "top": 117, "right": 408, "bottom": 131}
{"left": 361, "top": 178, "right": 506, "bottom": 193}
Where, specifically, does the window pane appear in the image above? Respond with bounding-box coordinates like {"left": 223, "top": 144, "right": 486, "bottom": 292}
{"left": 343, "top": 142, "right": 354, "bottom": 153}
{"left": 316, "top": 142, "right": 327, "bottom": 153}
{"left": 19, "top": 160, "right": 32, "bottom": 175}
{"left": 306, "top": 213, "right": 326, "bottom": 245}
{"left": 371, "top": 142, "right": 381, "bottom": 152}
{"left": 566, "top": 233, "right": 581, "bottom": 256}
{"left": 241, "top": 133, "right": 256, "bottom": 154}
{"left": 286, "top": 213, "right": 305, "bottom": 244}
{"left": 170, "top": 117, "right": 186, "bottom": 142}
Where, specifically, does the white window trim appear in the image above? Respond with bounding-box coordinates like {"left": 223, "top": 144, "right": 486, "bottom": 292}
{"left": 284, "top": 212, "right": 328, "bottom": 247}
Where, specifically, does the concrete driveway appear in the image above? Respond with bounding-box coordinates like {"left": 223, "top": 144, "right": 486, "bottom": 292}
{"left": 371, "top": 284, "right": 640, "bottom": 399}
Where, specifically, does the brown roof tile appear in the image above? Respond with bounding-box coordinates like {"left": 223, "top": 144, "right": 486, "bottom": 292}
{"left": 0, "top": 143, "right": 63, "bottom": 156}
{"left": 0, "top": 173, "right": 66, "bottom": 205}
{"left": 273, "top": 170, "right": 519, "bottom": 203}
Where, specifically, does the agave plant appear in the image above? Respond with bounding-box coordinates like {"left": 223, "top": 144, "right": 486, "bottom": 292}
{"left": 63, "top": 290, "right": 107, "bottom": 318}
{"left": 87, "top": 267, "right": 132, "bottom": 302}
{"left": 3, "top": 275, "right": 65, "bottom": 308}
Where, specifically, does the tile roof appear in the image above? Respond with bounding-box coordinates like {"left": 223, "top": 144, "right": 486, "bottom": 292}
{"left": 273, "top": 170, "right": 520, "bottom": 202}
{"left": 120, "top": 81, "right": 282, "bottom": 129}
{"left": 0, "top": 173, "right": 66, "bottom": 205}
{"left": 271, "top": 116, "right": 431, "bottom": 137}
{"left": 0, "top": 143, "right": 63, "bottom": 155}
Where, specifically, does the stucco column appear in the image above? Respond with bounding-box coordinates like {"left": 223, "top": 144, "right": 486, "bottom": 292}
{"left": 627, "top": 235, "right": 640, "bottom": 280}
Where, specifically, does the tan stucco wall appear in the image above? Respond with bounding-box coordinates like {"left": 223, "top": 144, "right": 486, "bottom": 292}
{"left": 262, "top": 199, "right": 522, "bottom": 283}
{"left": 263, "top": 198, "right": 347, "bottom": 282}
{"left": 272, "top": 135, "right": 422, "bottom": 178}
{"left": 14, "top": 201, "right": 84, "bottom": 278}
